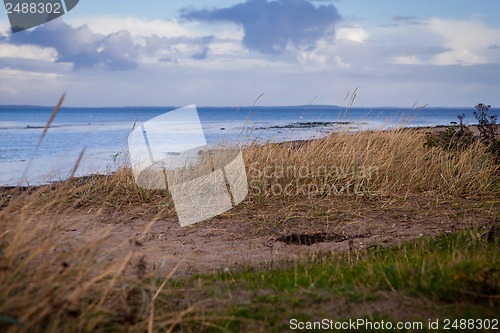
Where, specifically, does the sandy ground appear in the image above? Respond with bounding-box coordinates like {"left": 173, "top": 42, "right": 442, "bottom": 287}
{"left": 3, "top": 124, "right": 497, "bottom": 278}
{"left": 46, "top": 194, "right": 495, "bottom": 278}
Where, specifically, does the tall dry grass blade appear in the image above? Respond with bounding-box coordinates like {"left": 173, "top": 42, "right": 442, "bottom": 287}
{"left": 252, "top": 93, "right": 264, "bottom": 107}
{"left": 340, "top": 87, "right": 358, "bottom": 118}
{"left": 417, "top": 103, "right": 429, "bottom": 112}
{"left": 238, "top": 93, "right": 265, "bottom": 143}
{"left": 18, "top": 94, "right": 65, "bottom": 186}
{"left": 348, "top": 87, "right": 358, "bottom": 110}
{"left": 248, "top": 92, "right": 265, "bottom": 117}
{"left": 69, "top": 147, "right": 86, "bottom": 179}
{"left": 39, "top": 93, "right": 65, "bottom": 145}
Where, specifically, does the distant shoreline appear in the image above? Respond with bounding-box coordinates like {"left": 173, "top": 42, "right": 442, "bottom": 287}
{"left": 1, "top": 104, "right": 496, "bottom": 110}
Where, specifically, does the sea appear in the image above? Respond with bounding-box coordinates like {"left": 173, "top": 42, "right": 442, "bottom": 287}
{"left": 0, "top": 105, "right": 498, "bottom": 186}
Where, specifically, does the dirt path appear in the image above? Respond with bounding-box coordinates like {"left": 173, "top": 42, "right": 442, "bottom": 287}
{"left": 50, "top": 195, "right": 494, "bottom": 277}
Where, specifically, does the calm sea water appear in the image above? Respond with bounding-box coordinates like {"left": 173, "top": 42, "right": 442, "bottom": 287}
{"left": 0, "top": 105, "right": 497, "bottom": 186}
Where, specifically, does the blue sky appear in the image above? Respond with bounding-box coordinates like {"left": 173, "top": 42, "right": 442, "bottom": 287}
{"left": 1, "top": 0, "right": 499, "bottom": 107}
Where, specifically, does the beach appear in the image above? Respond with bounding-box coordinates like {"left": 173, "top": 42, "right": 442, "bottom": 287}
{"left": 1, "top": 125, "right": 493, "bottom": 275}
{"left": 1, "top": 126, "right": 498, "bottom": 331}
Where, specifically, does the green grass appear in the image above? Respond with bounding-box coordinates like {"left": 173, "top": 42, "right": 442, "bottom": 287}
{"left": 171, "top": 230, "right": 498, "bottom": 332}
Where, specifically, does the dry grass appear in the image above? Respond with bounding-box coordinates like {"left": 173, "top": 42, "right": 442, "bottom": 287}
{"left": 0, "top": 184, "right": 194, "bottom": 332}
{"left": 0, "top": 126, "right": 499, "bottom": 332}
{"left": 244, "top": 128, "right": 499, "bottom": 200}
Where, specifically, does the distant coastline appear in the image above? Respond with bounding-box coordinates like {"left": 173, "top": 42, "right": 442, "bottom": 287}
{"left": 0, "top": 104, "right": 493, "bottom": 109}
{"left": 1, "top": 105, "right": 498, "bottom": 187}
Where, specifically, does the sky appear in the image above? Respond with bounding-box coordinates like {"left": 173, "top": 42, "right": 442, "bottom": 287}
{"left": 0, "top": 0, "right": 499, "bottom": 107}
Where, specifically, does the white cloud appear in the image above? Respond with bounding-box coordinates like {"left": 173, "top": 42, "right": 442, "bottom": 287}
{"left": 0, "top": 44, "right": 57, "bottom": 61}
{"left": 392, "top": 55, "right": 422, "bottom": 65}
{"left": 430, "top": 49, "right": 487, "bottom": 66}
{"left": 366, "top": 17, "right": 500, "bottom": 67}
{"left": 336, "top": 26, "right": 369, "bottom": 43}
{"left": 67, "top": 16, "right": 193, "bottom": 38}
{"left": 0, "top": 19, "right": 9, "bottom": 37}
{"left": 9, "top": 20, "right": 141, "bottom": 70}
{"left": 208, "top": 39, "right": 245, "bottom": 56}
{"left": 294, "top": 47, "right": 327, "bottom": 66}
{"left": 0, "top": 68, "right": 64, "bottom": 80}
{"left": 334, "top": 55, "right": 350, "bottom": 68}
{"left": 428, "top": 18, "right": 499, "bottom": 51}
{"left": 67, "top": 16, "right": 245, "bottom": 47}
{"left": 426, "top": 18, "right": 500, "bottom": 66}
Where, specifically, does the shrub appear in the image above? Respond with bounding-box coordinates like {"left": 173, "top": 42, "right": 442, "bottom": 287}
{"left": 474, "top": 103, "right": 498, "bottom": 144}
{"left": 474, "top": 103, "right": 499, "bottom": 161}
{"left": 424, "top": 114, "right": 475, "bottom": 151}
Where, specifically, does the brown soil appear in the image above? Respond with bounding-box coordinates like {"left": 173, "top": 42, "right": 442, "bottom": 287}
{"left": 46, "top": 193, "right": 496, "bottom": 278}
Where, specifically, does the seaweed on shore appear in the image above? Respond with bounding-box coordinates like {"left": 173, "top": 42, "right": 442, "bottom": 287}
{"left": 257, "top": 121, "right": 351, "bottom": 130}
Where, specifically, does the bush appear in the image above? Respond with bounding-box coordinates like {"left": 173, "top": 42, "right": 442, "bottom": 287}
{"left": 424, "top": 105, "right": 499, "bottom": 162}
{"left": 474, "top": 103, "right": 499, "bottom": 161}
{"left": 474, "top": 103, "right": 498, "bottom": 144}
{"left": 424, "top": 113, "right": 475, "bottom": 151}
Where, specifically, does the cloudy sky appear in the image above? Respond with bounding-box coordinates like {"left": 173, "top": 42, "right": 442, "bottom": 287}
{"left": 1, "top": 0, "right": 499, "bottom": 107}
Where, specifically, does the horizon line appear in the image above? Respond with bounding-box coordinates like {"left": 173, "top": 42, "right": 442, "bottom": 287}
{"left": 0, "top": 104, "right": 490, "bottom": 109}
